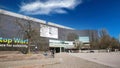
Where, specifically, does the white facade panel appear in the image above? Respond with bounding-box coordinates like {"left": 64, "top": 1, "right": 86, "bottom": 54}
{"left": 40, "top": 24, "right": 58, "bottom": 39}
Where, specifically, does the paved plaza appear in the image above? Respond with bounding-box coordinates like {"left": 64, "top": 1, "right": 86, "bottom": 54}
{"left": 70, "top": 52, "right": 120, "bottom": 68}
{"left": 45, "top": 53, "right": 112, "bottom": 68}
{"left": 0, "top": 52, "right": 114, "bottom": 68}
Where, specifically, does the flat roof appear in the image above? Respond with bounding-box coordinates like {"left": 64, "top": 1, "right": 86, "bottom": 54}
{"left": 48, "top": 22, "right": 74, "bottom": 30}
{"left": 0, "top": 9, "right": 74, "bottom": 30}
{"left": 0, "top": 9, "right": 46, "bottom": 24}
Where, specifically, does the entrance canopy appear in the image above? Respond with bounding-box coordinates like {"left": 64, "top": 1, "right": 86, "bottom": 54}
{"left": 49, "top": 39, "right": 75, "bottom": 49}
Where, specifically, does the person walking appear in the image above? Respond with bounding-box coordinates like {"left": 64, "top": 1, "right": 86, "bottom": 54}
{"left": 51, "top": 50, "right": 55, "bottom": 58}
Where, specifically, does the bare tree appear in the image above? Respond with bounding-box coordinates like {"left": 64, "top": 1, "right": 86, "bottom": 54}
{"left": 99, "top": 29, "right": 109, "bottom": 37}
{"left": 14, "top": 17, "right": 38, "bottom": 54}
{"left": 97, "top": 29, "right": 120, "bottom": 50}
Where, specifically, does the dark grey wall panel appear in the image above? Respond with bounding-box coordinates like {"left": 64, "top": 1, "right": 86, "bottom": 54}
{"left": 0, "top": 14, "right": 98, "bottom": 49}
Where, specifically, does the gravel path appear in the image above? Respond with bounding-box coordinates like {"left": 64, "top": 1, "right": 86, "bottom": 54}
{"left": 0, "top": 58, "right": 59, "bottom": 68}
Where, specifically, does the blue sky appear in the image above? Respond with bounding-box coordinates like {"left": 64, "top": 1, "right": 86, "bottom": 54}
{"left": 0, "top": 0, "right": 120, "bottom": 38}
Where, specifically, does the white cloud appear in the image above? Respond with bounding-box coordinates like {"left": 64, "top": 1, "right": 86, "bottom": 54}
{"left": 20, "top": 0, "right": 82, "bottom": 15}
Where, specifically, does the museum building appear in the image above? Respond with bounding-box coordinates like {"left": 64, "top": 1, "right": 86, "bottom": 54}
{"left": 0, "top": 9, "right": 98, "bottom": 53}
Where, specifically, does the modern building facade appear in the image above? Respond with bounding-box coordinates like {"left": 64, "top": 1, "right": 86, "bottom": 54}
{"left": 0, "top": 9, "right": 98, "bottom": 53}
